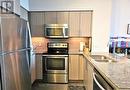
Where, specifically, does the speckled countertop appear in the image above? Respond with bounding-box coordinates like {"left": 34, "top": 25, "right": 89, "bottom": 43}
{"left": 83, "top": 52, "right": 130, "bottom": 90}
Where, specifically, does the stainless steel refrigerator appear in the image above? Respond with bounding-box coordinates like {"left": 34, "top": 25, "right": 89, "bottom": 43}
{"left": 0, "top": 14, "right": 32, "bottom": 90}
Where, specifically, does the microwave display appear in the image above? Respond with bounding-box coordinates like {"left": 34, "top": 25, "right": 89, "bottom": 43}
{"left": 44, "top": 24, "right": 68, "bottom": 38}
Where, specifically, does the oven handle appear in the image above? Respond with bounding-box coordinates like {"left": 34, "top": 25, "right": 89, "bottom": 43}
{"left": 93, "top": 73, "right": 105, "bottom": 90}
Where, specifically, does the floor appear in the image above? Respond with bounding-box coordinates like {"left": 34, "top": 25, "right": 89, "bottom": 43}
{"left": 32, "top": 80, "right": 86, "bottom": 90}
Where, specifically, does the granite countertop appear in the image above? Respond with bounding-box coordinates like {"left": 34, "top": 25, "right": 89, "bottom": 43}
{"left": 83, "top": 52, "right": 130, "bottom": 90}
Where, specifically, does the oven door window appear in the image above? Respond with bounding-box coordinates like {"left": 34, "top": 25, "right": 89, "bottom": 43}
{"left": 46, "top": 58, "right": 65, "bottom": 70}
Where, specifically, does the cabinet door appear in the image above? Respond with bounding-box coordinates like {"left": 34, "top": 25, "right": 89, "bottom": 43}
{"left": 44, "top": 12, "right": 57, "bottom": 24}
{"left": 87, "top": 61, "right": 93, "bottom": 90}
{"left": 57, "top": 12, "right": 69, "bottom": 24}
{"left": 78, "top": 55, "right": 84, "bottom": 80}
{"left": 36, "top": 55, "right": 43, "bottom": 79}
{"left": 2, "top": 51, "right": 31, "bottom": 90}
{"left": 30, "top": 51, "right": 36, "bottom": 83}
{"left": 29, "top": 12, "right": 44, "bottom": 37}
{"left": 69, "top": 12, "right": 80, "bottom": 37}
{"left": 69, "top": 55, "right": 79, "bottom": 80}
{"left": 80, "top": 12, "right": 92, "bottom": 37}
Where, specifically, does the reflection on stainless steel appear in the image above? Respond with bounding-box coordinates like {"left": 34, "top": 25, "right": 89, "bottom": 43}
{"left": 43, "top": 74, "right": 68, "bottom": 83}
{"left": 93, "top": 69, "right": 113, "bottom": 90}
{"left": 42, "top": 55, "right": 68, "bottom": 83}
{"left": 42, "top": 42, "right": 69, "bottom": 83}
{"left": 0, "top": 14, "right": 31, "bottom": 90}
{"left": 44, "top": 24, "right": 68, "bottom": 38}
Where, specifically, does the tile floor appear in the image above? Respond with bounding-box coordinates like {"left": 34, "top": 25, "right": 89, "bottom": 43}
{"left": 32, "top": 80, "right": 86, "bottom": 90}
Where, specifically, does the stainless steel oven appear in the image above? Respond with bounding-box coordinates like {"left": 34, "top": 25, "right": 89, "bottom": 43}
{"left": 42, "top": 42, "right": 69, "bottom": 83}
{"left": 43, "top": 55, "right": 68, "bottom": 74}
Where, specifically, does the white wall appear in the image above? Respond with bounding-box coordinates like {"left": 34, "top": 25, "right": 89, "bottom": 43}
{"left": 20, "top": 0, "right": 29, "bottom": 10}
{"left": 29, "top": 0, "right": 112, "bottom": 52}
{"left": 110, "top": 0, "right": 130, "bottom": 37}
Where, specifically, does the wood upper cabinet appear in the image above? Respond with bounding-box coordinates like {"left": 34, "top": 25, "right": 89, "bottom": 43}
{"left": 44, "top": 11, "right": 69, "bottom": 24}
{"left": 29, "top": 12, "right": 44, "bottom": 37}
{"left": 69, "top": 55, "right": 84, "bottom": 80}
{"left": 69, "top": 11, "right": 92, "bottom": 37}
{"left": 29, "top": 11, "right": 92, "bottom": 37}
{"left": 57, "top": 12, "right": 69, "bottom": 24}
{"left": 44, "top": 12, "right": 57, "bottom": 24}
{"left": 80, "top": 12, "right": 92, "bottom": 37}
{"left": 69, "top": 12, "right": 80, "bottom": 37}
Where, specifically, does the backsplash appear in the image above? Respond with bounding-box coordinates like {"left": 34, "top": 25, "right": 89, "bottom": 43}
{"left": 32, "top": 37, "right": 48, "bottom": 53}
{"left": 32, "top": 37, "right": 91, "bottom": 53}
{"left": 68, "top": 38, "right": 89, "bottom": 52}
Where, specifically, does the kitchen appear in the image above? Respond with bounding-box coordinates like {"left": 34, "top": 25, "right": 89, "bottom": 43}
{"left": 0, "top": 0, "right": 130, "bottom": 90}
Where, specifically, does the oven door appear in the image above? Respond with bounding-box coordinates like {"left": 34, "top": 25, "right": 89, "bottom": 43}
{"left": 42, "top": 55, "right": 68, "bottom": 74}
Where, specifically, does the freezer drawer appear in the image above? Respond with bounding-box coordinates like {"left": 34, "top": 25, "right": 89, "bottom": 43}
{"left": 2, "top": 50, "right": 31, "bottom": 90}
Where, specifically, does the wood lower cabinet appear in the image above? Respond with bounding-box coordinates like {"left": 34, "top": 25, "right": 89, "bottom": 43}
{"left": 69, "top": 55, "right": 79, "bottom": 80}
{"left": 35, "top": 54, "right": 43, "bottom": 79}
{"left": 86, "top": 59, "right": 94, "bottom": 90}
{"left": 30, "top": 54, "right": 43, "bottom": 83}
{"left": 69, "top": 54, "right": 84, "bottom": 80}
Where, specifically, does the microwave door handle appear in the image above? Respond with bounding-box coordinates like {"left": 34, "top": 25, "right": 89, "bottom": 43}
{"left": 93, "top": 73, "right": 105, "bottom": 90}
{"left": 63, "top": 28, "right": 65, "bottom": 37}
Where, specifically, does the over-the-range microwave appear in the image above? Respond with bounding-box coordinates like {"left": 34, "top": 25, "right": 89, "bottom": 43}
{"left": 44, "top": 24, "right": 69, "bottom": 38}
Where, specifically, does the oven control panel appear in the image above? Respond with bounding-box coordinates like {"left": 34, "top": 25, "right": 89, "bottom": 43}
{"left": 48, "top": 42, "right": 68, "bottom": 48}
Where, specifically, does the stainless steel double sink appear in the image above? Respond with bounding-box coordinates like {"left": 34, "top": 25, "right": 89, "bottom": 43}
{"left": 90, "top": 55, "right": 116, "bottom": 63}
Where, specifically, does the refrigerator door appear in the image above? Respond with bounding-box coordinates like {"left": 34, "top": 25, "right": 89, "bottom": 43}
{"left": 16, "top": 50, "right": 31, "bottom": 90}
{"left": 1, "top": 15, "right": 20, "bottom": 53}
{"left": 0, "top": 21, "right": 2, "bottom": 53}
{"left": 2, "top": 50, "right": 31, "bottom": 90}
{"left": 2, "top": 53, "right": 18, "bottom": 90}
{"left": 18, "top": 19, "right": 28, "bottom": 49}
{"left": 0, "top": 55, "right": 2, "bottom": 90}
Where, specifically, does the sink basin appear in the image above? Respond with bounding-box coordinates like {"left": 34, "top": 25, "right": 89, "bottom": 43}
{"left": 90, "top": 55, "right": 109, "bottom": 60}
{"left": 94, "top": 59, "right": 116, "bottom": 62}
{"left": 90, "top": 55, "right": 116, "bottom": 63}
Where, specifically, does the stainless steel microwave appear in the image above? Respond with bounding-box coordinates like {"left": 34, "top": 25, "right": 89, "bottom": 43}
{"left": 44, "top": 24, "right": 68, "bottom": 38}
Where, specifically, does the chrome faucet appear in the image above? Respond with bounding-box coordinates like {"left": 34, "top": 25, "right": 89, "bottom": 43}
{"left": 113, "top": 42, "right": 116, "bottom": 54}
